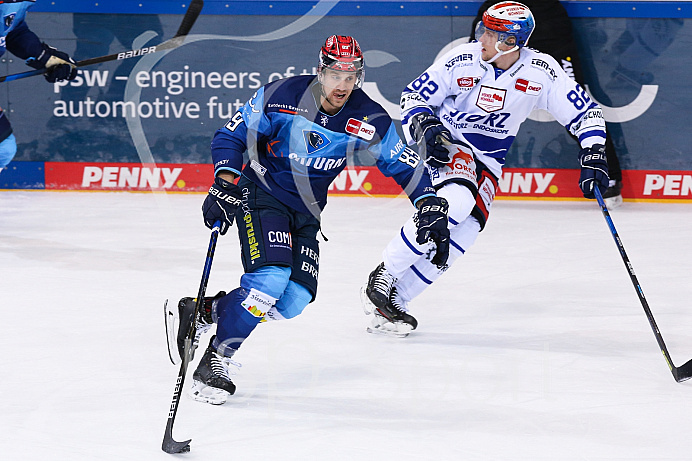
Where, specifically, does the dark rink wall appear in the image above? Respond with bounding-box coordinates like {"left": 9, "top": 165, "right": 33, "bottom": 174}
{"left": 1, "top": 1, "right": 688, "bottom": 174}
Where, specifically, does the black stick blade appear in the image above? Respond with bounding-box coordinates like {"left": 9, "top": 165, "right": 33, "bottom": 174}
{"left": 674, "top": 358, "right": 692, "bottom": 383}
{"left": 162, "top": 424, "right": 191, "bottom": 453}
{"left": 176, "top": 0, "right": 204, "bottom": 37}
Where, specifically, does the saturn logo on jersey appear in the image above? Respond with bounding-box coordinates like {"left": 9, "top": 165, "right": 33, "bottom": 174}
{"left": 345, "top": 118, "right": 375, "bottom": 141}
{"left": 303, "top": 130, "right": 331, "bottom": 154}
{"left": 514, "top": 78, "right": 543, "bottom": 96}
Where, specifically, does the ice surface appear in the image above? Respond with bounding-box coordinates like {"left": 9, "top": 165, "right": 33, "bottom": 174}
{"left": 2, "top": 191, "right": 692, "bottom": 460}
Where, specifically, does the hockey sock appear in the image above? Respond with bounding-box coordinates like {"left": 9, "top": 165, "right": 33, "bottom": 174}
{"left": 382, "top": 215, "right": 433, "bottom": 278}
{"left": 0, "top": 133, "right": 17, "bottom": 169}
{"left": 264, "top": 281, "right": 312, "bottom": 321}
{"left": 383, "top": 183, "right": 476, "bottom": 278}
{"left": 214, "top": 287, "right": 278, "bottom": 353}
{"left": 396, "top": 215, "right": 481, "bottom": 303}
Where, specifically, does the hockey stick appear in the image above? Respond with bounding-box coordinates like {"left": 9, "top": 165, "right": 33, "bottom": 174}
{"left": 0, "top": 0, "right": 204, "bottom": 83}
{"left": 594, "top": 187, "right": 692, "bottom": 382}
{"left": 162, "top": 219, "right": 221, "bottom": 454}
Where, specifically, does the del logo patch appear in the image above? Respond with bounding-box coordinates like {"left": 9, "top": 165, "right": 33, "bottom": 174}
{"left": 476, "top": 86, "right": 506, "bottom": 113}
{"left": 303, "top": 130, "right": 331, "bottom": 154}
{"left": 345, "top": 118, "right": 375, "bottom": 141}
{"left": 514, "top": 78, "right": 542, "bottom": 95}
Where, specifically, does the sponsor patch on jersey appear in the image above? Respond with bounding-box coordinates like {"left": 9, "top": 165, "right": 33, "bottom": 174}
{"left": 303, "top": 130, "right": 331, "bottom": 154}
{"left": 476, "top": 86, "right": 506, "bottom": 113}
{"left": 445, "top": 53, "right": 474, "bottom": 70}
{"left": 514, "top": 78, "right": 542, "bottom": 96}
{"left": 345, "top": 118, "right": 375, "bottom": 141}
{"left": 457, "top": 76, "right": 480, "bottom": 90}
{"left": 250, "top": 159, "right": 267, "bottom": 177}
{"left": 531, "top": 58, "right": 558, "bottom": 81}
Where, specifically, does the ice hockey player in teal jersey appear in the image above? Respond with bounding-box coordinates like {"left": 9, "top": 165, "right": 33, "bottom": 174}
{"left": 176, "top": 35, "right": 451, "bottom": 404}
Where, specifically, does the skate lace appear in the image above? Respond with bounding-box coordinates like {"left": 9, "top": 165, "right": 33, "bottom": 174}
{"left": 211, "top": 353, "right": 242, "bottom": 380}
{"left": 373, "top": 266, "right": 396, "bottom": 294}
{"left": 390, "top": 288, "right": 409, "bottom": 313}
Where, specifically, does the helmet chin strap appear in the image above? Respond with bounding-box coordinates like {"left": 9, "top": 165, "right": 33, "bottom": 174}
{"left": 483, "top": 42, "right": 519, "bottom": 64}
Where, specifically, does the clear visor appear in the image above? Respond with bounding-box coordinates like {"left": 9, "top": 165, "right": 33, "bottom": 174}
{"left": 474, "top": 21, "right": 517, "bottom": 48}
{"left": 318, "top": 63, "right": 364, "bottom": 89}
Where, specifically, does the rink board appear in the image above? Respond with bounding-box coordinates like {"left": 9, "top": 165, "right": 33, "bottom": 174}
{"left": 3, "top": 162, "right": 692, "bottom": 201}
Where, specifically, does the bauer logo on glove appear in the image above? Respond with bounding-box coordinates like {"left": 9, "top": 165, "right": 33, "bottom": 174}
{"left": 202, "top": 177, "right": 243, "bottom": 235}
{"left": 208, "top": 182, "right": 242, "bottom": 206}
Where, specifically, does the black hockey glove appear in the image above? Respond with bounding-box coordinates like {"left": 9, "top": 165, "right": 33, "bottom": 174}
{"left": 409, "top": 112, "right": 454, "bottom": 169}
{"left": 578, "top": 144, "right": 609, "bottom": 199}
{"left": 202, "top": 177, "right": 242, "bottom": 235}
{"left": 416, "top": 196, "right": 450, "bottom": 268}
{"left": 26, "top": 43, "right": 78, "bottom": 83}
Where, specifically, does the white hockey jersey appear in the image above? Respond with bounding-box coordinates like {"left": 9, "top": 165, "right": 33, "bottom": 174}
{"left": 401, "top": 41, "right": 606, "bottom": 179}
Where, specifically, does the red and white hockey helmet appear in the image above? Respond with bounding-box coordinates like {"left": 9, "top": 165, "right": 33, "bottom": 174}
{"left": 318, "top": 35, "right": 364, "bottom": 88}
{"left": 476, "top": 2, "right": 535, "bottom": 49}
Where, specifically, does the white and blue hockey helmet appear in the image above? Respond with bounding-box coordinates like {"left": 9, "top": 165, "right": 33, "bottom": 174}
{"left": 475, "top": 2, "right": 535, "bottom": 49}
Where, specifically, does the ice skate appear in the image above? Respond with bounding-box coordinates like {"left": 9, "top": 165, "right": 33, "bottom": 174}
{"left": 365, "top": 262, "right": 397, "bottom": 309}
{"left": 176, "top": 291, "right": 226, "bottom": 362}
{"left": 366, "top": 287, "right": 417, "bottom": 338}
{"left": 188, "top": 336, "right": 240, "bottom": 405}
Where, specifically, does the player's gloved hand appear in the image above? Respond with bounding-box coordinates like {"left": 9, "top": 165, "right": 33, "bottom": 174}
{"left": 578, "top": 144, "right": 609, "bottom": 199}
{"left": 26, "top": 43, "right": 78, "bottom": 83}
{"left": 409, "top": 112, "right": 454, "bottom": 168}
{"left": 202, "top": 176, "right": 242, "bottom": 235}
{"left": 416, "top": 196, "right": 450, "bottom": 268}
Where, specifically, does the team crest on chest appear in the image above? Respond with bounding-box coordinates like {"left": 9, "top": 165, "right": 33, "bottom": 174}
{"left": 4, "top": 13, "right": 16, "bottom": 30}
{"left": 476, "top": 86, "right": 506, "bottom": 113}
{"left": 345, "top": 118, "right": 375, "bottom": 141}
{"left": 303, "top": 130, "right": 331, "bottom": 154}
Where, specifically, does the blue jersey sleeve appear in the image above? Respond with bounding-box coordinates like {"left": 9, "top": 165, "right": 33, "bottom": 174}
{"left": 370, "top": 124, "right": 436, "bottom": 206}
{"left": 211, "top": 88, "right": 271, "bottom": 176}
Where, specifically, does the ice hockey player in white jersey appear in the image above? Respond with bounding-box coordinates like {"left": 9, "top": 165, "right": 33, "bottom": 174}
{"left": 362, "top": 1, "right": 609, "bottom": 337}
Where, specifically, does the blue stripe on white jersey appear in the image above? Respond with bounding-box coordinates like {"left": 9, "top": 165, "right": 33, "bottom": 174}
{"left": 401, "top": 43, "right": 606, "bottom": 180}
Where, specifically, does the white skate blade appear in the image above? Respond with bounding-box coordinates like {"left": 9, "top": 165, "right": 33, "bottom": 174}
{"left": 366, "top": 316, "right": 412, "bottom": 338}
{"left": 188, "top": 380, "right": 229, "bottom": 405}
{"left": 360, "top": 286, "right": 374, "bottom": 315}
{"left": 163, "top": 299, "right": 181, "bottom": 365}
{"left": 366, "top": 326, "right": 410, "bottom": 338}
{"left": 604, "top": 194, "right": 623, "bottom": 209}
